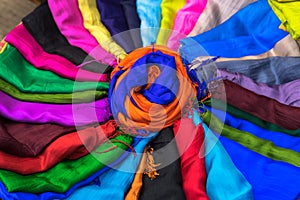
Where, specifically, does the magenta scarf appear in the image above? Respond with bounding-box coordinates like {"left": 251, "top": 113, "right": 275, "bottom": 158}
{"left": 167, "top": 0, "right": 207, "bottom": 50}
{"left": 0, "top": 90, "right": 111, "bottom": 126}
{"left": 48, "top": 0, "right": 117, "bottom": 67}
{"left": 5, "top": 24, "right": 109, "bottom": 82}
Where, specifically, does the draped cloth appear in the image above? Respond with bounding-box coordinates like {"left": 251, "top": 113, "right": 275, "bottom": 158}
{"left": 0, "top": 44, "right": 109, "bottom": 94}
{"left": 167, "top": 0, "right": 207, "bottom": 50}
{"left": 156, "top": 0, "right": 186, "bottom": 45}
{"left": 48, "top": 0, "right": 118, "bottom": 66}
{"left": 0, "top": 134, "right": 133, "bottom": 193}
{"left": 78, "top": 0, "right": 128, "bottom": 59}
{"left": 209, "top": 80, "right": 300, "bottom": 130}
{"left": 136, "top": 0, "right": 162, "bottom": 46}
{"left": 22, "top": 3, "right": 110, "bottom": 70}
{"left": 0, "top": 90, "right": 110, "bottom": 126}
{"left": 0, "top": 116, "right": 75, "bottom": 157}
{"left": 173, "top": 118, "right": 209, "bottom": 200}
{"left": 109, "top": 45, "right": 197, "bottom": 132}
{"left": 268, "top": 0, "right": 300, "bottom": 40}
{"left": 0, "top": 120, "right": 120, "bottom": 174}
{"left": 191, "top": 110, "right": 254, "bottom": 200}
{"left": 180, "top": 0, "right": 288, "bottom": 62}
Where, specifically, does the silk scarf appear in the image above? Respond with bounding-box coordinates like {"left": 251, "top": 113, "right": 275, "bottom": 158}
{"left": 78, "top": 0, "right": 128, "bottom": 60}
{"left": 109, "top": 45, "right": 197, "bottom": 132}
{"left": 136, "top": 0, "right": 162, "bottom": 46}
{"left": 0, "top": 90, "right": 110, "bottom": 126}
{"left": 209, "top": 80, "right": 300, "bottom": 130}
{"left": 96, "top": 0, "right": 135, "bottom": 53}
{"left": 0, "top": 120, "right": 119, "bottom": 174}
{"left": 180, "top": 0, "right": 288, "bottom": 63}
{"left": 167, "top": 0, "right": 207, "bottom": 50}
{"left": 0, "top": 134, "right": 133, "bottom": 193}
{"left": 47, "top": 0, "right": 117, "bottom": 65}
{"left": 156, "top": 0, "right": 186, "bottom": 45}
{"left": 6, "top": 24, "right": 109, "bottom": 82}
{"left": 0, "top": 44, "right": 109, "bottom": 94}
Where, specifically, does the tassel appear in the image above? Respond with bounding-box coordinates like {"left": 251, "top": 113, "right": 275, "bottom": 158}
{"left": 144, "top": 146, "right": 161, "bottom": 180}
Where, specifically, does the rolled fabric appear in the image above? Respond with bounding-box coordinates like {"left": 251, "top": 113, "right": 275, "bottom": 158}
{"left": 218, "top": 69, "right": 300, "bottom": 107}
{"left": 139, "top": 127, "right": 186, "bottom": 200}
{"left": 0, "top": 44, "right": 109, "bottom": 94}
{"left": 180, "top": 0, "right": 288, "bottom": 62}
{"left": 22, "top": 3, "right": 111, "bottom": 69}
{"left": 205, "top": 99, "right": 300, "bottom": 137}
{"left": 78, "top": 0, "right": 128, "bottom": 59}
{"left": 215, "top": 56, "right": 300, "bottom": 85}
{"left": 167, "top": 0, "right": 207, "bottom": 50}
{"left": 209, "top": 80, "right": 300, "bottom": 130}
{"left": 0, "top": 116, "right": 75, "bottom": 157}
{"left": 136, "top": 0, "right": 162, "bottom": 46}
{"left": 173, "top": 118, "right": 209, "bottom": 200}
{"left": 0, "top": 77, "right": 107, "bottom": 104}
{"left": 109, "top": 45, "right": 197, "bottom": 132}
{"left": 188, "top": 0, "right": 256, "bottom": 36}
{"left": 192, "top": 110, "right": 254, "bottom": 200}
{"left": 96, "top": 0, "right": 135, "bottom": 53}
{"left": 269, "top": 0, "right": 300, "bottom": 40}
{"left": 65, "top": 134, "right": 157, "bottom": 200}
{"left": 47, "top": 0, "right": 118, "bottom": 65}
{"left": 120, "top": 0, "right": 143, "bottom": 49}
{"left": 0, "top": 120, "right": 119, "bottom": 174}
{"left": 0, "top": 90, "right": 111, "bottom": 126}
{"left": 219, "top": 135, "right": 300, "bottom": 200}
{"left": 208, "top": 107, "right": 300, "bottom": 153}
{"left": 0, "top": 143, "right": 132, "bottom": 200}
{"left": 203, "top": 110, "right": 300, "bottom": 167}
{"left": 156, "top": 0, "right": 186, "bottom": 45}
{"left": 5, "top": 24, "right": 108, "bottom": 82}
{"left": 0, "top": 134, "right": 132, "bottom": 193}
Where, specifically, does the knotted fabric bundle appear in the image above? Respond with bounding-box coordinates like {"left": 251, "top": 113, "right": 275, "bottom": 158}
{"left": 109, "top": 45, "right": 197, "bottom": 132}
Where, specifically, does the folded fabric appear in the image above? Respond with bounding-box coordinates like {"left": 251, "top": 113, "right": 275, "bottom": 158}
{"left": 22, "top": 3, "right": 112, "bottom": 70}
{"left": 0, "top": 141, "right": 132, "bottom": 200}
{"left": 109, "top": 45, "right": 197, "bottom": 132}
{"left": 217, "top": 69, "right": 300, "bottom": 107}
{"left": 96, "top": 0, "right": 135, "bottom": 53}
{"left": 0, "top": 134, "right": 133, "bottom": 193}
{"left": 188, "top": 0, "right": 256, "bottom": 36}
{"left": 192, "top": 111, "right": 254, "bottom": 200}
{"left": 209, "top": 80, "right": 300, "bottom": 130}
{"left": 208, "top": 107, "right": 300, "bottom": 154}
{"left": 0, "top": 90, "right": 110, "bottom": 126}
{"left": 6, "top": 24, "right": 109, "bottom": 82}
{"left": 180, "top": 0, "right": 288, "bottom": 62}
{"left": 173, "top": 118, "right": 209, "bottom": 200}
{"left": 136, "top": 0, "right": 162, "bottom": 46}
{"left": 139, "top": 127, "right": 186, "bottom": 200}
{"left": 215, "top": 56, "right": 300, "bottom": 85}
{"left": 0, "top": 44, "right": 109, "bottom": 94}
{"left": 65, "top": 133, "right": 157, "bottom": 200}
{"left": 0, "top": 116, "right": 75, "bottom": 157}
{"left": 205, "top": 99, "right": 300, "bottom": 137}
{"left": 120, "top": 0, "right": 143, "bottom": 49}
{"left": 219, "top": 135, "right": 300, "bottom": 200}
{"left": 203, "top": 110, "right": 300, "bottom": 167}
{"left": 78, "top": 0, "right": 128, "bottom": 59}
{"left": 0, "top": 77, "right": 107, "bottom": 104}
{"left": 167, "top": 0, "right": 207, "bottom": 50}
{"left": 156, "top": 0, "right": 186, "bottom": 45}
{"left": 269, "top": 0, "right": 300, "bottom": 40}
{"left": 48, "top": 0, "right": 118, "bottom": 65}
{"left": 0, "top": 120, "right": 119, "bottom": 174}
